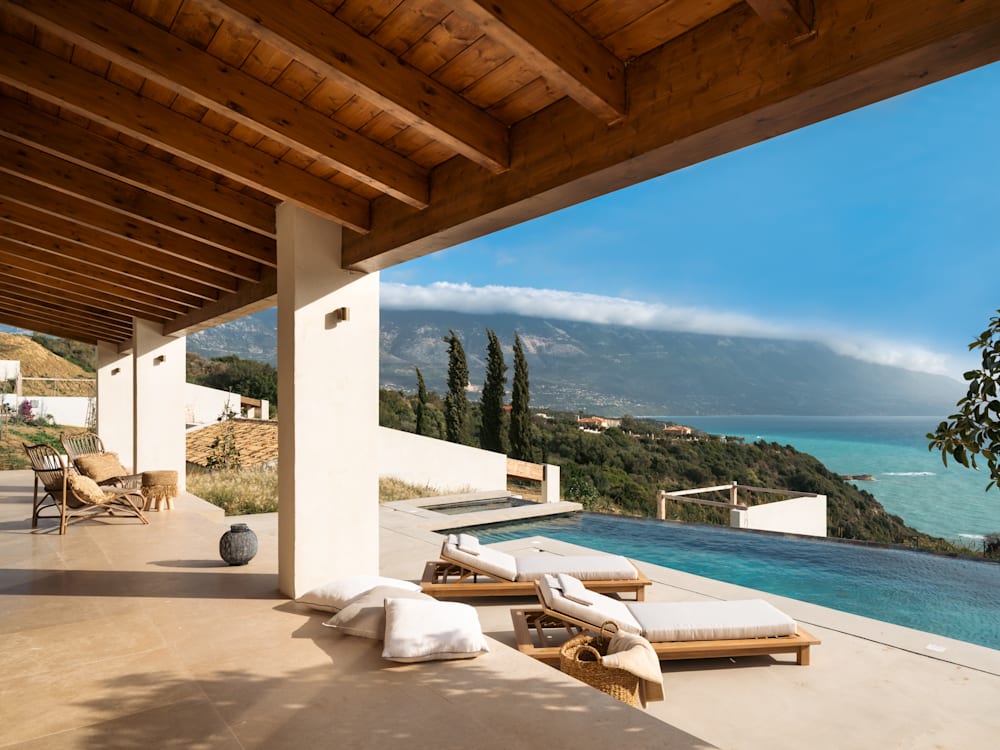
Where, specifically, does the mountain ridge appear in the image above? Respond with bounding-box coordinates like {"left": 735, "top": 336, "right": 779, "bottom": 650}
{"left": 183, "top": 308, "right": 961, "bottom": 417}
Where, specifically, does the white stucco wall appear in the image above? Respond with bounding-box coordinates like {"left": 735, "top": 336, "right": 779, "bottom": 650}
{"left": 731, "top": 495, "right": 828, "bottom": 537}
{"left": 185, "top": 383, "right": 241, "bottom": 426}
{"left": 2, "top": 395, "right": 90, "bottom": 427}
{"left": 378, "top": 426, "right": 508, "bottom": 492}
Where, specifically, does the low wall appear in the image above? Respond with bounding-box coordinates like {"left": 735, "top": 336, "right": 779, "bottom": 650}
{"left": 731, "top": 495, "right": 827, "bottom": 537}
{"left": 185, "top": 383, "right": 241, "bottom": 426}
{"left": 378, "top": 427, "right": 507, "bottom": 493}
{"left": 2, "top": 395, "right": 90, "bottom": 427}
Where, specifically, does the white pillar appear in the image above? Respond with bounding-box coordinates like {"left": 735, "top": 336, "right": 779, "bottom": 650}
{"left": 541, "top": 464, "right": 560, "bottom": 503}
{"left": 277, "top": 203, "right": 379, "bottom": 598}
{"left": 133, "top": 319, "right": 187, "bottom": 490}
{"left": 96, "top": 341, "right": 134, "bottom": 470}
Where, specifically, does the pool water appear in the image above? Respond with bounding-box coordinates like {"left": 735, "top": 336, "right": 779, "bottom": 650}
{"left": 473, "top": 514, "right": 1000, "bottom": 651}
{"left": 425, "top": 497, "right": 534, "bottom": 515}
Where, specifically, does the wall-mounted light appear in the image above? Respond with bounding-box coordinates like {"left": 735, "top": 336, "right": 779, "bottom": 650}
{"left": 154, "top": 355, "right": 166, "bottom": 365}
{"left": 325, "top": 307, "right": 350, "bottom": 329}
{"left": 111, "top": 367, "right": 121, "bottom": 376}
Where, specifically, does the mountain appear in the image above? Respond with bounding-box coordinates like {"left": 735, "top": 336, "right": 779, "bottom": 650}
{"left": 180, "top": 308, "right": 962, "bottom": 417}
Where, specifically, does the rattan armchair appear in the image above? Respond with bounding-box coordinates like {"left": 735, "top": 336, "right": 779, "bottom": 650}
{"left": 23, "top": 443, "right": 148, "bottom": 534}
{"left": 60, "top": 431, "right": 142, "bottom": 489}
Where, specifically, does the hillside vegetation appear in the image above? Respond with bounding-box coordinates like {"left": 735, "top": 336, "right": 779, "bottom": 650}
{"left": 0, "top": 333, "right": 95, "bottom": 396}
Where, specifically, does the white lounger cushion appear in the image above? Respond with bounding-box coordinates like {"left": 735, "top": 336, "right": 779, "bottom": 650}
{"left": 626, "top": 599, "right": 798, "bottom": 642}
{"left": 513, "top": 554, "right": 638, "bottom": 582}
{"left": 441, "top": 543, "right": 519, "bottom": 582}
{"left": 537, "top": 574, "right": 642, "bottom": 634}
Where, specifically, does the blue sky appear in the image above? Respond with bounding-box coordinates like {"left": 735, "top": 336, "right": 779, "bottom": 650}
{"left": 383, "top": 62, "right": 1000, "bottom": 379}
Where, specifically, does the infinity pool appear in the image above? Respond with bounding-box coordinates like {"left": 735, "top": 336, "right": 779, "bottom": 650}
{"left": 470, "top": 514, "right": 1000, "bottom": 651}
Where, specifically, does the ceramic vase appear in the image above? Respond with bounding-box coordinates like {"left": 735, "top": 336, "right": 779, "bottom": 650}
{"left": 219, "top": 523, "right": 258, "bottom": 566}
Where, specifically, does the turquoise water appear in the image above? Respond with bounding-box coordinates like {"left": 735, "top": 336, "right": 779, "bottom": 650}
{"left": 474, "top": 513, "right": 1000, "bottom": 650}
{"left": 656, "top": 416, "right": 1000, "bottom": 544}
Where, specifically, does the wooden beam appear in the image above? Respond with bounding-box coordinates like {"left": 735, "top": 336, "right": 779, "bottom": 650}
{"left": 0, "top": 135, "right": 275, "bottom": 265}
{"left": 343, "top": 0, "right": 1000, "bottom": 270}
{"left": 0, "top": 282, "right": 133, "bottom": 333}
{"left": 0, "top": 34, "right": 371, "bottom": 232}
{"left": 0, "top": 247, "right": 179, "bottom": 319}
{"left": 0, "top": 307, "right": 106, "bottom": 345}
{"left": 0, "top": 202, "right": 235, "bottom": 298}
{"left": 0, "top": 219, "right": 213, "bottom": 307}
{"left": 7, "top": 0, "right": 429, "bottom": 209}
{"left": 0, "top": 297, "right": 133, "bottom": 340}
{"left": 0, "top": 172, "right": 263, "bottom": 284}
{"left": 205, "top": 0, "right": 510, "bottom": 173}
{"left": 443, "top": 0, "right": 626, "bottom": 122}
{"left": 745, "top": 0, "right": 815, "bottom": 43}
{"left": 164, "top": 269, "right": 277, "bottom": 337}
{"left": 0, "top": 97, "right": 276, "bottom": 237}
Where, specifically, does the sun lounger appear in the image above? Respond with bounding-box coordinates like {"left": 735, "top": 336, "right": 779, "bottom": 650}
{"left": 420, "top": 533, "right": 651, "bottom": 600}
{"left": 511, "top": 573, "right": 819, "bottom": 666}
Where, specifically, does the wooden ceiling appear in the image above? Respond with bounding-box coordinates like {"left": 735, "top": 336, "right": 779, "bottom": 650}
{"left": 0, "top": 0, "right": 997, "bottom": 347}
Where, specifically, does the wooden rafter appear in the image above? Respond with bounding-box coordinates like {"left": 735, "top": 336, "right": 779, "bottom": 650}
{"left": 343, "top": 0, "right": 1000, "bottom": 270}
{"left": 6, "top": 0, "right": 429, "bottom": 209}
{"left": 0, "top": 136, "right": 275, "bottom": 265}
{"left": 203, "top": 0, "right": 510, "bottom": 173}
{"left": 0, "top": 34, "right": 370, "bottom": 232}
{"left": 443, "top": 0, "right": 626, "bottom": 122}
{"left": 0, "top": 173, "right": 263, "bottom": 284}
{"left": 0, "top": 98, "right": 276, "bottom": 237}
{"left": 745, "top": 0, "right": 815, "bottom": 43}
{"left": 0, "top": 282, "right": 132, "bottom": 332}
{"left": 0, "top": 306, "right": 108, "bottom": 344}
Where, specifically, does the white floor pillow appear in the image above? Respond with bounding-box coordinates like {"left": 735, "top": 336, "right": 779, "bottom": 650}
{"left": 382, "top": 598, "right": 489, "bottom": 663}
{"left": 322, "top": 585, "right": 433, "bottom": 639}
{"left": 296, "top": 575, "right": 421, "bottom": 613}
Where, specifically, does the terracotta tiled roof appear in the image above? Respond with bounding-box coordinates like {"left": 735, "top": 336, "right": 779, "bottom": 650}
{"left": 186, "top": 419, "right": 278, "bottom": 468}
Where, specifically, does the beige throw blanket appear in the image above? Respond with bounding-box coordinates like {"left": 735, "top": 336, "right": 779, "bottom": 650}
{"left": 603, "top": 630, "right": 665, "bottom": 707}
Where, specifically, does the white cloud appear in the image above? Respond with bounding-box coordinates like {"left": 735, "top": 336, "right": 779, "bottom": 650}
{"left": 381, "top": 281, "right": 964, "bottom": 378}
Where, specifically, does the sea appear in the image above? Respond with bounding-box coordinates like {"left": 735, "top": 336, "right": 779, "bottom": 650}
{"left": 652, "top": 416, "right": 1000, "bottom": 547}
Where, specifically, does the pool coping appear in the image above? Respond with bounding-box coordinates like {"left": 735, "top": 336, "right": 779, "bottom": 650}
{"left": 382, "top": 491, "right": 582, "bottom": 531}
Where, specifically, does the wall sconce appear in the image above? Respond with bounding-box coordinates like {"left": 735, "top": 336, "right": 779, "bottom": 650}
{"left": 111, "top": 367, "right": 121, "bottom": 376}
{"left": 325, "top": 307, "right": 350, "bottom": 329}
{"left": 154, "top": 355, "right": 166, "bottom": 365}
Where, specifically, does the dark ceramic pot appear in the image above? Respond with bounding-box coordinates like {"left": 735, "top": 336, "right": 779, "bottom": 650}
{"left": 219, "top": 523, "right": 258, "bottom": 566}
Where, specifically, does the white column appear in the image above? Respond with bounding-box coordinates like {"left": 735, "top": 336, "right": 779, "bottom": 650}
{"left": 133, "top": 319, "right": 187, "bottom": 490}
{"left": 277, "top": 204, "right": 380, "bottom": 598}
{"left": 96, "top": 341, "right": 134, "bottom": 470}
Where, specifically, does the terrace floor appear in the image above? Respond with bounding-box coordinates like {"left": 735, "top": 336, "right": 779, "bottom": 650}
{"left": 2, "top": 469, "right": 998, "bottom": 749}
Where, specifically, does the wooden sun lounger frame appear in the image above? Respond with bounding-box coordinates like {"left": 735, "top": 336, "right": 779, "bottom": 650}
{"left": 510, "top": 604, "right": 820, "bottom": 666}
{"left": 420, "top": 558, "right": 651, "bottom": 600}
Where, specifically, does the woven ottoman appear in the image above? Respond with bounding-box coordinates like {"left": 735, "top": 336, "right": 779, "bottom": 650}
{"left": 141, "top": 470, "right": 178, "bottom": 511}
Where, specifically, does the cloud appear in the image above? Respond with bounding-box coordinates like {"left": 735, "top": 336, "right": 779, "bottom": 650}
{"left": 381, "top": 281, "right": 963, "bottom": 378}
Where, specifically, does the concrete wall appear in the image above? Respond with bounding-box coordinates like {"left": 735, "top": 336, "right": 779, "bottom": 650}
{"left": 731, "top": 494, "right": 827, "bottom": 537}
{"left": 185, "top": 383, "right": 241, "bottom": 427}
{"left": 378, "top": 426, "right": 508, "bottom": 492}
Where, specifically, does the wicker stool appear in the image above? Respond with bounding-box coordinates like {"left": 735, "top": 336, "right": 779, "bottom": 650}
{"left": 141, "top": 470, "right": 178, "bottom": 511}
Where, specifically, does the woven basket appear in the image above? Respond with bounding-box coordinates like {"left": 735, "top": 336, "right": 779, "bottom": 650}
{"left": 559, "top": 622, "right": 640, "bottom": 708}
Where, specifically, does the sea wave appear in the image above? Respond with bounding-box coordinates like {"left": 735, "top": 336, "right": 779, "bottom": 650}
{"left": 882, "top": 471, "right": 936, "bottom": 477}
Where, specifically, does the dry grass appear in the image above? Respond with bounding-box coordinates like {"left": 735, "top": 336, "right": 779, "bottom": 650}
{"left": 186, "top": 466, "right": 452, "bottom": 514}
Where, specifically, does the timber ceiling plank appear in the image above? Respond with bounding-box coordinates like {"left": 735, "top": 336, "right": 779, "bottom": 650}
{"left": 0, "top": 134, "right": 275, "bottom": 264}
{"left": 0, "top": 201, "right": 238, "bottom": 297}
{"left": 0, "top": 172, "right": 263, "bottom": 283}
{"left": 599, "top": 0, "right": 743, "bottom": 59}
{"left": 7, "top": 0, "right": 431, "bottom": 209}
{"left": 0, "top": 97, "right": 277, "bottom": 237}
{"left": 0, "top": 243, "right": 184, "bottom": 318}
{"left": 442, "top": 0, "right": 626, "bottom": 122}
{"left": 0, "top": 215, "right": 221, "bottom": 304}
{"left": 202, "top": 0, "right": 511, "bottom": 172}
{"left": 342, "top": 0, "right": 1000, "bottom": 270}
{"left": 0, "top": 282, "right": 133, "bottom": 333}
{"left": 0, "top": 306, "right": 106, "bottom": 344}
{"left": 0, "top": 34, "right": 371, "bottom": 232}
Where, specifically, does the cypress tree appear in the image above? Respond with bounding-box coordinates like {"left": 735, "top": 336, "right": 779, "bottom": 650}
{"left": 509, "top": 331, "right": 533, "bottom": 460}
{"left": 480, "top": 329, "right": 507, "bottom": 452}
{"left": 415, "top": 367, "right": 428, "bottom": 436}
{"left": 443, "top": 329, "right": 469, "bottom": 444}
